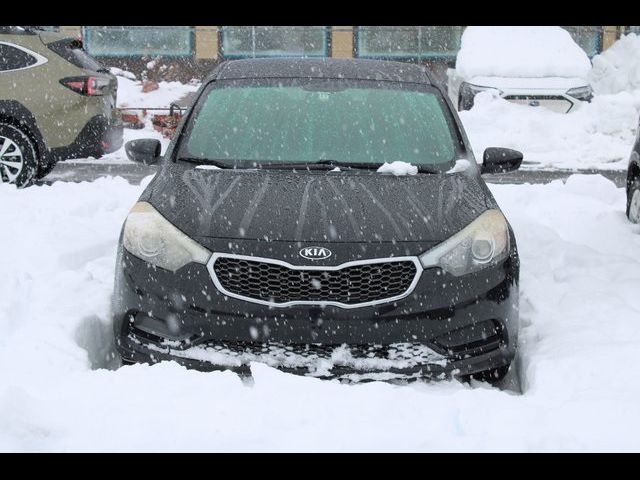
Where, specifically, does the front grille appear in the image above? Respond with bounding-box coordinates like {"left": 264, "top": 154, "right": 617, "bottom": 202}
{"left": 502, "top": 95, "right": 573, "bottom": 113}
{"left": 212, "top": 256, "right": 418, "bottom": 306}
{"left": 503, "top": 95, "right": 566, "bottom": 101}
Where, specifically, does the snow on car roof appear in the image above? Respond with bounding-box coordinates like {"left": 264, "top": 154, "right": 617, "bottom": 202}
{"left": 455, "top": 26, "right": 592, "bottom": 79}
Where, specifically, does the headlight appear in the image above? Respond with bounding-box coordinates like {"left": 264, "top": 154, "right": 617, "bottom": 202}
{"left": 459, "top": 82, "right": 503, "bottom": 110}
{"left": 419, "top": 209, "right": 510, "bottom": 276}
{"left": 566, "top": 85, "right": 593, "bottom": 102}
{"left": 122, "top": 202, "right": 211, "bottom": 272}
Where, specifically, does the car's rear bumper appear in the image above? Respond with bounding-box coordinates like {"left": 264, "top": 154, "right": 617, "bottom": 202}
{"left": 112, "top": 245, "right": 520, "bottom": 381}
{"left": 48, "top": 115, "right": 123, "bottom": 161}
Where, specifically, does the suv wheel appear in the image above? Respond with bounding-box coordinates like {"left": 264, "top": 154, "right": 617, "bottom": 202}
{"left": 0, "top": 123, "right": 38, "bottom": 187}
{"left": 628, "top": 177, "right": 640, "bottom": 223}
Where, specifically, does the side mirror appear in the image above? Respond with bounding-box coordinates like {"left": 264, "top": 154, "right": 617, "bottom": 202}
{"left": 481, "top": 147, "right": 523, "bottom": 174}
{"left": 125, "top": 139, "right": 161, "bottom": 165}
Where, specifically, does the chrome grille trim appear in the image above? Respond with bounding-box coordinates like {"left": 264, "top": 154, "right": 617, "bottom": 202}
{"left": 207, "top": 253, "right": 423, "bottom": 309}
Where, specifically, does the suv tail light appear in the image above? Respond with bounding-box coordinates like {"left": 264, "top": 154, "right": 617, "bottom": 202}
{"left": 60, "top": 76, "right": 108, "bottom": 96}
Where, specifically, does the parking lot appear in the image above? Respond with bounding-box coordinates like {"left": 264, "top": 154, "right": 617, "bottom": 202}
{"left": 2, "top": 25, "right": 640, "bottom": 452}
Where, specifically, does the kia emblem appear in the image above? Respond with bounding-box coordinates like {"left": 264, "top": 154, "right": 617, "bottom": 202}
{"left": 299, "top": 246, "right": 332, "bottom": 260}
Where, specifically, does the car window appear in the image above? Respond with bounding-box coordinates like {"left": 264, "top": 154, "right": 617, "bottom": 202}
{"left": 0, "top": 43, "right": 39, "bottom": 71}
{"left": 46, "top": 39, "right": 104, "bottom": 72}
{"left": 181, "top": 79, "right": 459, "bottom": 168}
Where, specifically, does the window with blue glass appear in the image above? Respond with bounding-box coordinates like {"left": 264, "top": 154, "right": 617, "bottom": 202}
{"left": 356, "top": 26, "right": 465, "bottom": 60}
{"left": 562, "top": 26, "right": 603, "bottom": 57}
{"left": 221, "top": 26, "right": 329, "bottom": 58}
{"left": 83, "top": 26, "right": 193, "bottom": 57}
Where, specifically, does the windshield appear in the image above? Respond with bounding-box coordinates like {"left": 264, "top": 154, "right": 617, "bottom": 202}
{"left": 179, "top": 79, "right": 461, "bottom": 169}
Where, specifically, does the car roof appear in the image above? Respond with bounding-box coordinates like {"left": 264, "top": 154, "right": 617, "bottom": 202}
{"left": 211, "top": 58, "right": 433, "bottom": 84}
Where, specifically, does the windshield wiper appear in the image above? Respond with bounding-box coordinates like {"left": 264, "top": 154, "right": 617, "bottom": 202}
{"left": 176, "top": 157, "right": 235, "bottom": 169}
{"left": 258, "top": 160, "right": 378, "bottom": 171}
{"left": 177, "top": 157, "right": 444, "bottom": 173}
{"left": 258, "top": 160, "right": 442, "bottom": 174}
{"left": 414, "top": 165, "right": 441, "bottom": 174}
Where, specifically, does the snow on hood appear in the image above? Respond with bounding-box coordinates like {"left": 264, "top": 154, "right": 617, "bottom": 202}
{"left": 143, "top": 163, "right": 496, "bottom": 243}
{"left": 456, "top": 26, "right": 592, "bottom": 79}
{"left": 376, "top": 161, "right": 418, "bottom": 176}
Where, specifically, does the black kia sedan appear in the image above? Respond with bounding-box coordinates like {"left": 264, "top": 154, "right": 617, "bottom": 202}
{"left": 113, "top": 58, "right": 522, "bottom": 383}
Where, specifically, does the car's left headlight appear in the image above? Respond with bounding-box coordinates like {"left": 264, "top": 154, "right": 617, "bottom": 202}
{"left": 122, "top": 202, "right": 211, "bottom": 272}
{"left": 459, "top": 82, "right": 503, "bottom": 110}
{"left": 566, "top": 85, "right": 593, "bottom": 102}
{"left": 419, "top": 209, "right": 510, "bottom": 276}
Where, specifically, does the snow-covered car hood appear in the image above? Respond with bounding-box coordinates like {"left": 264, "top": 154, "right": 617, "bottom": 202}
{"left": 456, "top": 26, "right": 592, "bottom": 79}
{"left": 140, "top": 163, "right": 497, "bottom": 243}
{"left": 468, "top": 76, "right": 589, "bottom": 92}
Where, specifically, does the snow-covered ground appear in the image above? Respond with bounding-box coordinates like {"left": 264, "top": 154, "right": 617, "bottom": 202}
{"left": 1, "top": 174, "right": 639, "bottom": 452}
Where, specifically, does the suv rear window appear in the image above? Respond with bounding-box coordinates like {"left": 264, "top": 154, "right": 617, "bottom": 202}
{"left": 47, "top": 38, "right": 104, "bottom": 72}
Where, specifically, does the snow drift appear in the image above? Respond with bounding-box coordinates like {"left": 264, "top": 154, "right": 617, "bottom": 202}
{"left": 459, "top": 90, "right": 639, "bottom": 170}
{"left": 590, "top": 33, "right": 640, "bottom": 94}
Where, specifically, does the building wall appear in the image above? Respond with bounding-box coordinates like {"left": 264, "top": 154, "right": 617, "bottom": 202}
{"left": 195, "top": 26, "right": 218, "bottom": 59}
{"left": 602, "top": 25, "right": 621, "bottom": 50}
{"left": 59, "top": 25, "right": 81, "bottom": 38}
{"left": 64, "top": 26, "right": 624, "bottom": 82}
{"left": 331, "top": 26, "right": 354, "bottom": 58}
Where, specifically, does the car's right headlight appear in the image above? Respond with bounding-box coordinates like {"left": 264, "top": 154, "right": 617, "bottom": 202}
{"left": 122, "top": 202, "right": 211, "bottom": 272}
{"left": 419, "top": 209, "right": 510, "bottom": 276}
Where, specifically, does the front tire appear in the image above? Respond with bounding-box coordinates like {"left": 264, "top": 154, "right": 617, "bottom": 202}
{"left": 37, "top": 158, "right": 58, "bottom": 179}
{"left": 0, "top": 123, "right": 38, "bottom": 188}
{"left": 627, "top": 177, "right": 640, "bottom": 223}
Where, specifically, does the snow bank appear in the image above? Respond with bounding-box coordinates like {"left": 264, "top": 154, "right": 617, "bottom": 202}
{"left": 109, "top": 67, "right": 136, "bottom": 81}
{"left": 460, "top": 90, "right": 639, "bottom": 170}
{"left": 590, "top": 33, "right": 640, "bottom": 94}
{"left": 456, "top": 26, "right": 591, "bottom": 79}
{"left": 1, "top": 174, "right": 640, "bottom": 451}
{"left": 115, "top": 76, "right": 199, "bottom": 110}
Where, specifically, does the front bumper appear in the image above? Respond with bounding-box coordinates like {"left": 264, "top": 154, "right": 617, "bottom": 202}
{"left": 460, "top": 84, "right": 589, "bottom": 113}
{"left": 112, "top": 242, "right": 519, "bottom": 381}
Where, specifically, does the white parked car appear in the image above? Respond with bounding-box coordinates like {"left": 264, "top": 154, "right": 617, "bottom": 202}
{"left": 448, "top": 26, "right": 593, "bottom": 113}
